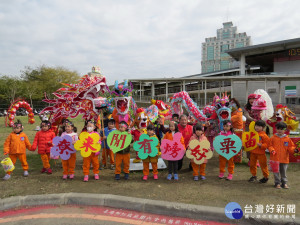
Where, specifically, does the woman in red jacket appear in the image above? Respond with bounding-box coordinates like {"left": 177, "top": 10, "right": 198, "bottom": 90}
{"left": 31, "top": 121, "right": 56, "bottom": 174}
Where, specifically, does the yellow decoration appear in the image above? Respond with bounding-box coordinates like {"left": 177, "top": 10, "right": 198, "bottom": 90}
{"left": 242, "top": 121, "right": 259, "bottom": 152}
{"left": 186, "top": 139, "right": 212, "bottom": 165}
{"left": 74, "top": 132, "right": 101, "bottom": 157}
{"left": 1, "top": 158, "right": 15, "bottom": 172}
{"left": 285, "top": 118, "right": 299, "bottom": 131}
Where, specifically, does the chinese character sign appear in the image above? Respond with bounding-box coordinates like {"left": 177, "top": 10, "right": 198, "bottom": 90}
{"left": 133, "top": 134, "right": 159, "bottom": 160}
{"left": 186, "top": 140, "right": 212, "bottom": 165}
{"left": 107, "top": 130, "right": 132, "bottom": 153}
{"left": 242, "top": 121, "right": 259, "bottom": 151}
{"left": 213, "top": 135, "right": 242, "bottom": 160}
{"left": 74, "top": 132, "right": 101, "bottom": 157}
{"left": 160, "top": 132, "right": 185, "bottom": 161}
{"left": 51, "top": 135, "right": 76, "bottom": 160}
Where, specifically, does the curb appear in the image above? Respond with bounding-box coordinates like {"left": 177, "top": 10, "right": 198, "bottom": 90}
{"left": 0, "top": 193, "right": 299, "bottom": 225}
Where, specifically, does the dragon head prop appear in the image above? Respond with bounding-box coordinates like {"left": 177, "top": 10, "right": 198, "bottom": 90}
{"left": 275, "top": 104, "right": 299, "bottom": 130}
{"left": 41, "top": 73, "right": 107, "bottom": 125}
{"left": 132, "top": 108, "right": 150, "bottom": 129}
{"left": 107, "top": 80, "right": 133, "bottom": 116}
{"left": 214, "top": 92, "right": 231, "bottom": 124}
{"left": 151, "top": 99, "right": 171, "bottom": 119}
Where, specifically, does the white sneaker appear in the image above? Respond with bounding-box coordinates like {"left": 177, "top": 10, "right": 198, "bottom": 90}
{"left": 3, "top": 174, "right": 11, "bottom": 180}
{"left": 24, "top": 171, "right": 29, "bottom": 177}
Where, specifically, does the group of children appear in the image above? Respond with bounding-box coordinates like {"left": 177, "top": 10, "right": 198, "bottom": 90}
{"left": 3, "top": 114, "right": 298, "bottom": 189}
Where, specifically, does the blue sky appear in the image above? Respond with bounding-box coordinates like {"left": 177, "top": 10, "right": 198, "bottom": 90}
{"left": 1, "top": 0, "right": 300, "bottom": 84}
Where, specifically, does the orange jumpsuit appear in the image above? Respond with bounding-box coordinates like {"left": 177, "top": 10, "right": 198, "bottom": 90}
{"left": 83, "top": 153, "right": 100, "bottom": 175}
{"left": 268, "top": 134, "right": 295, "bottom": 163}
{"left": 61, "top": 132, "right": 78, "bottom": 176}
{"left": 4, "top": 132, "right": 31, "bottom": 175}
{"left": 218, "top": 131, "right": 235, "bottom": 174}
{"left": 115, "top": 146, "right": 131, "bottom": 175}
{"left": 250, "top": 131, "right": 270, "bottom": 178}
{"left": 189, "top": 134, "right": 209, "bottom": 176}
{"left": 82, "top": 131, "right": 100, "bottom": 176}
{"left": 231, "top": 108, "right": 243, "bottom": 163}
{"left": 142, "top": 134, "right": 160, "bottom": 176}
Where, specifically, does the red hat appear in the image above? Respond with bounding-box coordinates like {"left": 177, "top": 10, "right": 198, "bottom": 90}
{"left": 136, "top": 108, "right": 144, "bottom": 114}
{"left": 252, "top": 98, "right": 267, "bottom": 110}
{"left": 276, "top": 104, "right": 287, "bottom": 109}
{"left": 248, "top": 94, "right": 261, "bottom": 99}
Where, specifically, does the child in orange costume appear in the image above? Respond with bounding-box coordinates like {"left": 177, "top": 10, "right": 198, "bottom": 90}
{"left": 189, "top": 123, "right": 209, "bottom": 181}
{"left": 114, "top": 121, "right": 131, "bottom": 180}
{"left": 269, "top": 122, "right": 296, "bottom": 189}
{"left": 3, "top": 120, "right": 31, "bottom": 180}
{"left": 142, "top": 124, "right": 160, "bottom": 181}
{"left": 230, "top": 98, "right": 244, "bottom": 163}
{"left": 82, "top": 120, "right": 100, "bottom": 182}
{"left": 31, "top": 121, "right": 55, "bottom": 174}
{"left": 163, "top": 121, "right": 185, "bottom": 181}
{"left": 218, "top": 120, "right": 236, "bottom": 180}
{"left": 101, "top": 118, "right": 116, "bottom": 170}
{"left": 60, "top": 121, "right": 78, "bottom": 180}
{"left": 248, "top": 120, "right": 270, "bottom": 183}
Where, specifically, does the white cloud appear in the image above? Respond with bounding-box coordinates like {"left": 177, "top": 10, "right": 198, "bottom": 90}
{"left": 0, "top": 0, "right": 300, "bottom": 85}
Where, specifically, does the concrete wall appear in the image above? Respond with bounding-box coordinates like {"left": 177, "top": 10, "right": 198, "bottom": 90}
{"left": 274, "top": 60, "right": 300, "bottom": 72}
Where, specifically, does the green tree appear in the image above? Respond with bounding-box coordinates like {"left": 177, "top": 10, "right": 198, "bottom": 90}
{"left": 0, "top": 76, "right": 23, "bottom": 104}
{"left": 21, "top": 65, "right": 81, "bottom": 99}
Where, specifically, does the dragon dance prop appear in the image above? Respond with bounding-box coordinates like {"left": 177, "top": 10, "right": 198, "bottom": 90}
{"left": 267, "top": 104, "right": 299, "bottom": 134}
{"left": 170, "top": 91, "right": 231, "bottom": 130}
{"left": 151, "top": 99, "right": 172, "bottom": 120}
{"left": 5, "top": 100, "right": 35, "bottom": 127}
{"left": 40, "top": 74, "right": 107, "bottom": 125}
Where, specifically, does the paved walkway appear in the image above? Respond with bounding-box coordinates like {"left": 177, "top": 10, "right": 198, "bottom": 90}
{"left": 0, "top": 205, "right": 230, "bottom": 225}
{"left": 0, "top": 193, "right": 298, "bottom": 225}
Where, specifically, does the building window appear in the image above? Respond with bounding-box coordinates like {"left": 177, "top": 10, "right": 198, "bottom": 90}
{"left": 207, "top": 46, "right": 214, "bottom": 60}
{"left": 220, "top": 60, "right": 229, "bottom": 70}
{"left": 223, "top": 31, "right": 230, "bottom": 39}
{"left": 235, "top": 42, "right": 244, "bottom": 48}
{"left": 207, "top": 65, "right": 214, "bottom": 72}
{"left": 286, "top": 98, "right": 297, "bottom": 104}
{"left": 221, "top": 44, "right": 229, "bottom": 52}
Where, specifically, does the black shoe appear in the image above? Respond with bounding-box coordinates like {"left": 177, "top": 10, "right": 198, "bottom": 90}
{"left": 115, "top": 174, "right": 120, "bottom": 180}
{"left": 248, "top": 176, "right": 257, "bottom": 182}
{"left": 259, "top": 177, "right": 269, "bottom": 183}
{"left": 124, "top": 173, "right": 129, "bottom": 180}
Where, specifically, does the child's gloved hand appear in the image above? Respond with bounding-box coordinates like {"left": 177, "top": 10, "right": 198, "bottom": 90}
{"left": 4, "top": 152, "right": 8, "bottom": 155}
{"left": 30, "top": 146, "right": 35, "bottom": 151}
{"left": 95, "top": 151, "right": 100, "bottom": 156}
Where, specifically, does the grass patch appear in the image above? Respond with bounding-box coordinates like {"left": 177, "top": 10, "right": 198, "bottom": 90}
{"left": 0, "top": 116, "right": 299, "bottom": 216}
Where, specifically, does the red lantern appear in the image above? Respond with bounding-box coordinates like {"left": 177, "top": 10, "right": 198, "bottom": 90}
{"left": 9, "top": 120, "right": 14, "bottom": 127}
{"left": 10, "top": 108, "right": 16, "bottom": 114}
{"left": 14, "top": 103, "right": 20, "bottom": 108}
{"left": 28, "top": 118, "right": 35, "bottom": 124}
{"left": 9, "top": 114, "right": 15, "bottom": 120}
{"left": 28, "top": 108, "right": 33, "bottom": 113}
{"left": 29, "top": 113, "right": 34, "bottom": 117}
